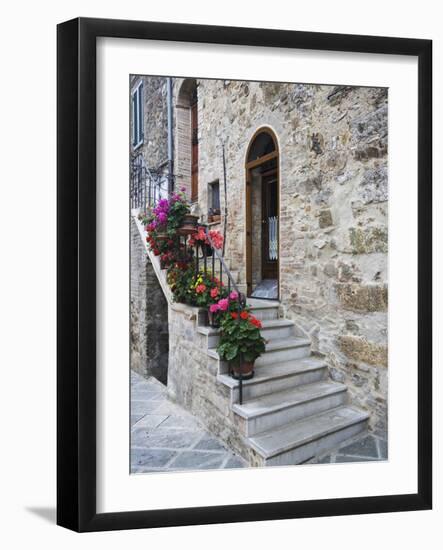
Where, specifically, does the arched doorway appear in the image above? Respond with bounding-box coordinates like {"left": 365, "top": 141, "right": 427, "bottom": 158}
{"left": 245, "top": 128, "right": 279, "bottom": 300}
{"left": 176, "top": 79, "right": 199, "bottom": 202}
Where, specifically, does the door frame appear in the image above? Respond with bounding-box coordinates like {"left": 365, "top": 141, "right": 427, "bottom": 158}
{"left": 245, "top": 127, "right": 280, "bottom": 299}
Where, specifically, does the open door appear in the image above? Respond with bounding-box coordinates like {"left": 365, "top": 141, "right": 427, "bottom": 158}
{"left": 245, "top": 128, "right": 279, "bottom": 300}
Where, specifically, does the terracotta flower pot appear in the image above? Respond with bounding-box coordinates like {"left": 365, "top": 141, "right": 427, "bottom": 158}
{"left": 212, "top": 214, "right": 221, "bottom": 223}
{"left": 178, "top": 214, "right": 199, "bottom": 235}
{"left": 156, "top": 232, "right": 168, "bottom": 241}
{"left": 231, "top": 360, "right": 255, "bottom": 380}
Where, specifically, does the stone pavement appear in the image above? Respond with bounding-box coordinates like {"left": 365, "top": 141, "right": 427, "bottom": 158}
{"left": 311, "top": 432, "right": 388, "bottom": 464}
{"left": 131, "top": 371, "right": 247, "bottom": 473}
{"left": 131, "top": 371, "right": 387, "bottom": 471}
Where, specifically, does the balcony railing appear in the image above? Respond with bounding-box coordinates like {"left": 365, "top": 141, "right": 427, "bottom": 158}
{"left": 130, "top": 154, "right": 170, "bottom": 213}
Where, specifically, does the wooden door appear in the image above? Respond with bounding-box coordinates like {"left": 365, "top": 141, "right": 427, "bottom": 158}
{"left": 191, "top": 99, "right": 198, "bottom": 202}
{"left": 261, "top": 169, "right": 278, "bottom": 279}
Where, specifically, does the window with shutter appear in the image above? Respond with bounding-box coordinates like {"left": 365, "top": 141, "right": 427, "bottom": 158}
{"left": 132, "top": 82, "right": 144, "bottom": 149}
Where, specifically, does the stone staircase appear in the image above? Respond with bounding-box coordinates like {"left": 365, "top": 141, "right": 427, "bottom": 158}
{"left": 198, "top": 297, "right": 369, "bottom": 466}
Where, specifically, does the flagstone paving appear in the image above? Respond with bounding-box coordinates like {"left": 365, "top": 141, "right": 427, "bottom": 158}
{"left": 130, "top": 371, "right": 247, "bottom": 473}
{"left": 131, "top": 371, "right": 387, "bottom": 472}
{"left": 311, "top": 432, "right": 388, "bottom": 464}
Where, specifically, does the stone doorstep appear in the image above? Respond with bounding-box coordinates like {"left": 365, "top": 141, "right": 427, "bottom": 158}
{"left": 248, "top": 406, "right": 370, "bottom": 461}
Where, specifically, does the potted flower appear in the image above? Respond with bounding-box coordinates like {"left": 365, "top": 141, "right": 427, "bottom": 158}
{"left": 216, "top": 304, "right": 266, "bottom": 380}
{"left": 178, "top": 200, "right": 200, "bottom": 235}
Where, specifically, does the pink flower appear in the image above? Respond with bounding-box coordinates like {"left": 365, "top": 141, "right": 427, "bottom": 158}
{"left": 209, "top": 303, "right": 220, "bottom": 313}
{"left": 218, "top": 298, "right": 229, "bottom": 311}
{"left": 229, "top": 291, "right": 239, "bottom": 300}
{"left": 210, "top": 287, "right": 219, "bottom": 299}
{"left": 209, "top": 230, "right": 224, "bottom": 249}
{"left": 180, "top": 186, "right": 186, "bottom": 192}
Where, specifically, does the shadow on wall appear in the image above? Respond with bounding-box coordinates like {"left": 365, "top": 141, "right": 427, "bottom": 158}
{"left": 130, "top": 218, "right": 169, "bottom": 385}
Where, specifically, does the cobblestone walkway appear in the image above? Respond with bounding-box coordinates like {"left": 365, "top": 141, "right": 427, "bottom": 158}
{"left": 131, "top": 371, "right": 247, "bottom": 473}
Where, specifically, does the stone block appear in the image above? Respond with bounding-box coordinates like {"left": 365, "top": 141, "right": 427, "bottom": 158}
{"left": 318, "top": 208, "right": 333, "bottom": 228}
{"left": 338, "top": 335, "right": 387, "bottom": 367}
{"left": 349, "top": 226, "right": 388, "bottom": 254}
{"left": 335, "top": 282, "right": 387, "bottom": 312}
{"left": 358, "top": 165, "right": 388, "bottom": 204}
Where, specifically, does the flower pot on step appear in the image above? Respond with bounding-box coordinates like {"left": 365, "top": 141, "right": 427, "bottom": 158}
{"left": 207, "top": 310, "right": 220, "bottom": 328}
{"left": 230, "top": 360, "right": 255, "bottom": 380}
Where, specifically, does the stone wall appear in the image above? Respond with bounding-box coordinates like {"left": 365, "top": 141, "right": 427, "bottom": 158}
{"left": 188, "top": 79, "right": 388, "bottom": 436}
{"left": 135, "top": 76, "right": 389, "bottom": 436}
{"left": 131, "top": 76, "right": 169, "bottom": 171}
{"left": 130, "top": 218, "right": 169, "bottom": 384}
{"left": 167, "top": 304, "right": 262, "bottom": 465}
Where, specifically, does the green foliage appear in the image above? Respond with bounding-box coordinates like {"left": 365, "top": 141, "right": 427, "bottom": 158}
{"left": 217, "top": 310, "right": 266, "bottom": 364}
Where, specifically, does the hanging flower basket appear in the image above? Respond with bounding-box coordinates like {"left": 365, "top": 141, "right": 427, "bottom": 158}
{"left": 178, "top": 214, "right": 199, "bottom": 235}
{"left": 155, "top": 232, "right": 169, "bottom": 241}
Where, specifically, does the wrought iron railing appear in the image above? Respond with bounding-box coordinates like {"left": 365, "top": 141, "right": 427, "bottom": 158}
{"left": 130, "top": 154, "right": 170, "bottom": 213}
{"left": 191, "top": 227, "right": 247, "bottom": 404}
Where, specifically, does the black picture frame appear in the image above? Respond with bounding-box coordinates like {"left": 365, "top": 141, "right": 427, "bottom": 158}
{"left": 57, "top": 17, "right": 432, "bottom": 532}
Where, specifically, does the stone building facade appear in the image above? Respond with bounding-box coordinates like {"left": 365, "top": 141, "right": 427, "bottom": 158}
{"left": 130, "top": 76, "right": 388, "bottom": 438}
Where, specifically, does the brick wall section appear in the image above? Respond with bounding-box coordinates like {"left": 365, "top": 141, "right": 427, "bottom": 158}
{"left": 130, "top": 218, "right": 169, "bottom": 384}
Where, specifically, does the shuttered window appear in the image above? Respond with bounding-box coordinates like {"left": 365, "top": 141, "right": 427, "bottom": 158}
{"left": 132, "top": 82, "right": 144, "bottom": 148}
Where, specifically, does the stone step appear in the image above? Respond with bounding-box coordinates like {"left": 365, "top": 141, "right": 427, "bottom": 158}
{"left": 217, "top": 356, "right": 328, "bottom": 403}
{"left": 197, "top": 318, "right": 295, "bottom": 348}
{"left": 247, "top": 298, "right": 280, "bottom": 320}
{"left": 207, "top": 336, "right": 311, "bottom": 366}
{"left": 232, "top": 380, "right": 348, "bottom": 436}
{"left": 256, "top": 337, "right": 311, "bottom": 365}
{"left": 248, "top": 406, "right": 369, "bottom": 465}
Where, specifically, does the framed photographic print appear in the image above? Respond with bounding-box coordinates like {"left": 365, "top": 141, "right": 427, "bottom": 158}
{"left": 57, "top": 17, "right": 432, "bottom": 531}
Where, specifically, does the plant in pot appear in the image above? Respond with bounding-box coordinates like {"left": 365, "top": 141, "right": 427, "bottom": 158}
{"left": 188, "top": 271, "right": 228, "bottom": 319}
{"left": 167, "top": 262, "right": 195, "bottom": 305}
{"left": 217, "top": 304, "right": 266, "bottom": 380}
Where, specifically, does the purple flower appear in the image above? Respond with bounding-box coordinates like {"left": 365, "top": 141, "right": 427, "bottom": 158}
{"left": 180, "top": 186, "right": 186, "bottom": 193}
{"left": 157, "top": 211, "right": 168, "bottom": 224}
{"left": 157, "top": 198, "right": 170, "bottom": 212}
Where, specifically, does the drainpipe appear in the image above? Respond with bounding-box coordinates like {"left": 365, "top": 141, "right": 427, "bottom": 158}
{"left": 167, "top": 77, "right": 174, "bottom": 194}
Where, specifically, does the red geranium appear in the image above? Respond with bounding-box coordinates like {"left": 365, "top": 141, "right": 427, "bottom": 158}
{"left": 249, "top": 316, "right": 262, "bottom": 329}
{"left": 240, "top": 311, "right": 249, "bottom": 320}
